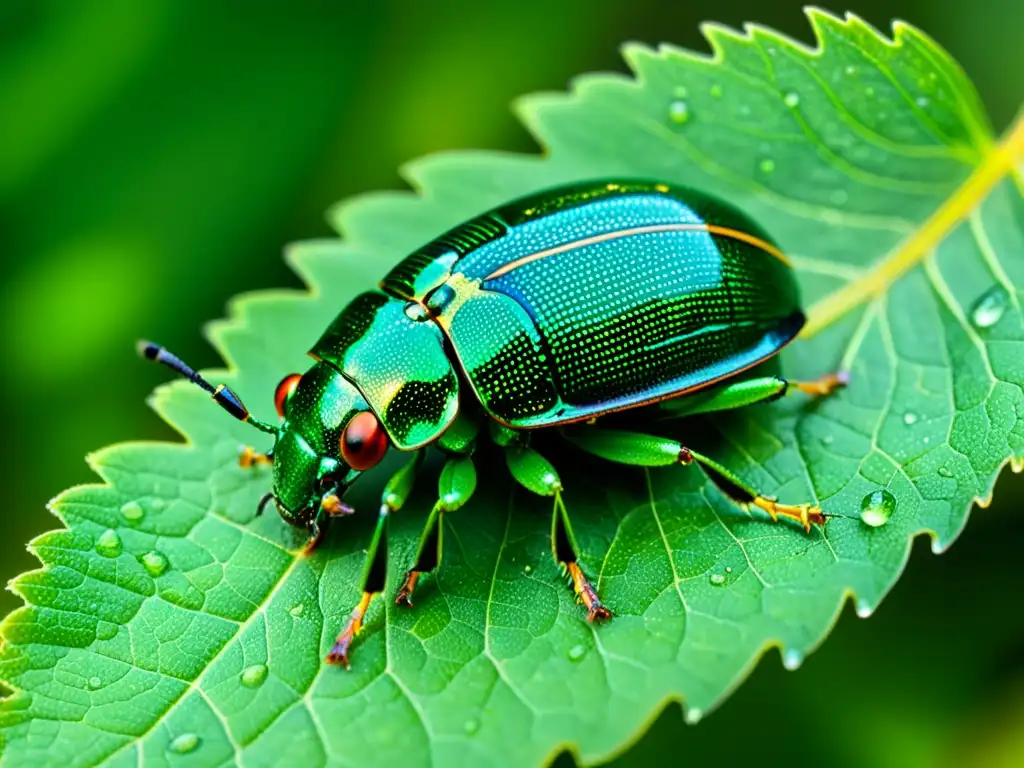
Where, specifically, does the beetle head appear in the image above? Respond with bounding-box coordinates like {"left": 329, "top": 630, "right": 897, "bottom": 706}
{"left": 138, "top": 342, "right": 391, "bottom": 536}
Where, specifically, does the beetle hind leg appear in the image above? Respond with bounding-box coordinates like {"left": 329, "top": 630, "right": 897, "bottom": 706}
{"left": 564, "top": 427, "right": 825, "bottom": 533}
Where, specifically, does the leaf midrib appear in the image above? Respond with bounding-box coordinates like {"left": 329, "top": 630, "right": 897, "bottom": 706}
{"left": 803, "top": 111, "right": 1024, "bottom": 338}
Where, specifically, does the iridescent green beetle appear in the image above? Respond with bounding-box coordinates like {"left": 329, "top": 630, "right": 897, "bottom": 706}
{"left": 141, "top": 180, "right": 846, "bottom": 667}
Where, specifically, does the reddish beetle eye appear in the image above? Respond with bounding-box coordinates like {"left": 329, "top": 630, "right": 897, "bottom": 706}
{"left": 341, "top": 411, "right": 389, "bottom": 470}
{"left": 274, "top": 373, "right": 302, "bottom": 418}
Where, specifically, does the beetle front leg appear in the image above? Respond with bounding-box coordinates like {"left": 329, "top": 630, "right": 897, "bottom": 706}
{"left": 658, "top": 372, "right": 848, "bottom": 420}
{"left": 395, "top": 456, "right": 476, "bottom": 607}
{"left": 563, "top": 427, "right": 824, "bottom": 532}
{"left": 239, "top": 446, "right": 273, "bottom": 468}
{"left": 505, "top": 446, "right": 611, "bottom": 622}
{"left": 326, "top": 453, "right": 422, "bottom": 668}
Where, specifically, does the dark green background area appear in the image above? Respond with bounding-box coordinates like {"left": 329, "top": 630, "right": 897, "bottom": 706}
{"left": 2, "top": 1, "right": 1021, "bottom": 765}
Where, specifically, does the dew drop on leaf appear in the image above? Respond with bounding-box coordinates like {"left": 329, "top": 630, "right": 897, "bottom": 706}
{"left": 821, "top": 434, "right": 834, "bottom": 446}
{"left": 915, "top": 96, "right": 930, "bottom": 107}
{"left": 464, "top": 718, "right": 480, "bottom": 736}
{"left": 87, "top": 676, "right": 102, "bottom": 690}
{"left": 523, "top": 565, "right": 532, "bottom": 574}
{"left": 120, "top": 502, "right": 144, "bottom": 524}
{"left": 783, "top": 649, "right": 803, "bottom": 670}
{"left": 970, "top": 286, "right": 1009, "bottom": 329}
{"left": 289, "top": 604, "right": 305, "bottom": 619}
{"left": 783, "top": 92, "right": 800, "bottom": 108}
{"left": 168, "top": 733, "right": 200, "bottom": 755}
{"left": 685, "top": 707, "right": 704, "bottom": 725}
{"left": 856, "top": 599, "right": 873, "bottom": 618}
{"left": 141, "top": 551, "right": 168, "bottom": 577}
{"left": 709, "top": 573, "right": 726, "bottom": 586}
{"left": 859, "top": 489, "right": 896, "bottom": 527}
{"left": 668, "top": 100, "right": 690, "bottom": 124}
{"left": 937, "top": 466, "right": 954, "bottom": 478}
{"left": 759, "top": 158, "right": 776, "bottom": 174}
{"left": 829, "top": 189, "right": 849, "bottom": 205}
{"left": 903, "top": 412, "right": 918, "bottom": 425}
{"left": 567, "top": 644, "right": 587, "bottom": 662}
{"left": 845, "top": 65, "right": 857, "bottom": 75}
{"left": 673, "top": 85, "right": 688, "bottom": 98}
{"left": 241, "top": 664, "right": 268, "bottom": 688}
{"left": 96, "top": 529, "right": 122, "bottom": 558}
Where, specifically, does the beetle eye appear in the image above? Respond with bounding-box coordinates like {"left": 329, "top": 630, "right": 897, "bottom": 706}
{"left": 340, "top": 411, "right": 389, "bottom": 470}
{"left": 273, "top": 373, "right": 302, "bottom": 418}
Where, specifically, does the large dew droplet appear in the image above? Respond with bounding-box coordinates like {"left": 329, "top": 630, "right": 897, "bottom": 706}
{"left": 859, "top": 489, "right": 896, "bottom": 528}
{"left": 241, "top": 664, "right": 268, "bottom": 688}
{"left": 970, "top": 286, "right": 1009, "bottom": 330}
{"left": 96, "top": 529, "right": 123, "bottom": 558}
{"left": 120, "top": 502, "right": 144, "bottom": 524}
{"left": 87, "top": 676, "right": 102, "bottom": 690}
{"left": 668, "top": 100, "right": 690, "bottom": 124}
{"left": 709, "top": 573, "right": 726, "bottom": 586}
{"left": 685, "top": 707, "right": 704, "bottom": 725}
{"left": 567, "top": 644, "right": 587, "bottom": 662}
{"left": 759, "top": 158, "right": 776, "bottom": 174}
{"left": 464, "top": 718, "right": 480, "bottom": 736}
{"left": 168, "top": 733, "right": 200, "bottom": 755}
{"left": 141, "top": 551, "right": 168, "bottom": 577}
{"left": 783, "top": 92, "right": 800, "bottom": 108}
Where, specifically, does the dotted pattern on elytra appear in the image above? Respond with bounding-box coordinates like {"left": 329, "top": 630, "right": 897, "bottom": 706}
{"left": 487, "top": 226, "right": 800, "bottom": 418}
{"left": 461, "top": 192, "right": 707, "bottom": 281}
{"left": 447, "top": 291, "right": 560, "bottom": 421}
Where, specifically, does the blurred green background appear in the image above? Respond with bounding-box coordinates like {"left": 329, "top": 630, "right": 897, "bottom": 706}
{"left": 2, "top": 1, "right": 1022, "bottom": 766}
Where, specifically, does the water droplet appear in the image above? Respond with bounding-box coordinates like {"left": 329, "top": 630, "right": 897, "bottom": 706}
{"left": 783, "top": 92, "right": 800, "bottom": 108}
{"left": 668, "top": 100, "right": 690, "bottom": 124}
{"left": 725, "top": 567, "right": 732, "bottom": 573}
{"left": 289, "top": 604, "right": 305, "bottom": 619}
{"left": 937, "top": 466, "right": 954, "bottom": 478}
{"left": 121, "top": 502, "right": 144, "bottom": 524}
{"left": 709, "top": 84, "right": 723, "bottom": 98}
{"left": 241, "top": 664, "right": 268, "bottom": 688}
{"left": 141, "top": 551, "right": 168, "bottom": 577}
{"left": 821, "top": 434, "right": 834, "bottom": 446}
{"left": 759, "top": 158, "right": 776, "bottom": 174}
{"left": 915, "top": 96, "right": 930, "bottom": 107}
{"left": 903, "top": 412, "right": 918, "bottom": 425}
{"left": 87, "top": 676, "right": 102, "bottom": 690}
{"left": 859, "top": 489, "right": 896, "bottom": 528}
{"left": 1011, "top": 457, "right": 1024, "bottom": 474}
{"left": 567, "top": 644, "right": 587, "bottom": 662}
{"left": 783, "top": 649, "right": 803, "bottom": 670}
{"left": 923, "top": 436, "right": 931, "bottom": 445}
{"left": 464, "top": 718, "right": 480, "bottom": 736}
{"left": 970, "top": 286, "right": 1009, "bottom": 329}
{"left": 856, "top": 599, "right": 873, "bottom": 618}
{"left": 845, "top": 65, "right": 857, "bottom": 75}
{"left": 685, "top": 707, "right": 704, "bottom": 725}
{"left": 829, "top": 189, "right": 848, "bottom": 206}
{"left": 931, "top": 537, "right": 946, "bottom": 554}
{"left": 673, "top": 85, "right": 688, "bottom": 98}
{"left": 168, "top": 733, "right": 200, "bottom": 754}
{"left": 96, "top": 529, "right": 122, "bottom": 558}
{"left": 709, "top": 573, "right": 726, "bottom": 586}
{"left": 523, "top": 565, "right": 532, "bottom": 574}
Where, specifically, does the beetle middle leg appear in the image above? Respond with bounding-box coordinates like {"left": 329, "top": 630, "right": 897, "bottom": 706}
{"left": 325, "top": 453, "right": 421, "bottom": 668}
{"left": 505, "top": 445, "right": 612, "bottom": 622}
{"left": 563, "top": 427, "right": 824, "bottom": 531}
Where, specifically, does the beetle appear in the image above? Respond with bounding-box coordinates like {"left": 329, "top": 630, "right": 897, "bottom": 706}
{"left": 140, "top": 179, "right": 846, "bottom": 667}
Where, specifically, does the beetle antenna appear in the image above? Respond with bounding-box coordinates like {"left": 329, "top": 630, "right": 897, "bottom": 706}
{"left": 137, "top": 340, "right": 276, "bottom": 434}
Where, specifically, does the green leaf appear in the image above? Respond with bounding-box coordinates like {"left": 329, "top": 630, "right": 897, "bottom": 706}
{"left": 3, "top": 10, "right": 1023, "bottom": 767}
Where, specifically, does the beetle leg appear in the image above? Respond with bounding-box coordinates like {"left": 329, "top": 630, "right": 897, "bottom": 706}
{"left": 657, "top": 372, "right": 848, "bottom": 420}
{"left": 239, "top": 445, "right": 273, "bottom": 468}
{"left": 505, "top": 446, "right": 611, "bottom": 622}
{"left": 326, "top": 453, "right": 422, "bottom": 668}
{"left": 563, "top": 427, "right": 825, "bottom": 532}
{"left": 396, "top": 456, "right": 476, "bottom": 607}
